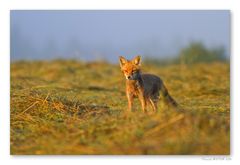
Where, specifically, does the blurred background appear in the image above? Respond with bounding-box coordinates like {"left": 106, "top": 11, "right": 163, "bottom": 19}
{"left": 10, "top": 10, "right": 230, "bottom": 64}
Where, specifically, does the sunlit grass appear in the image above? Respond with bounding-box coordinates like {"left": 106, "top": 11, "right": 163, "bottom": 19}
{"left": 10, "top": 60, "right": 230, "bottom": 155}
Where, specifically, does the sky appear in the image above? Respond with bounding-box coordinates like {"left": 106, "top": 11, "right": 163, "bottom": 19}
{"left": 10, "top": 10, "right": 230, "bottom": 62}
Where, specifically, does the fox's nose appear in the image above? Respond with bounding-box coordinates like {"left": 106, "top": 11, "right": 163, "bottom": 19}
{"left": 127, "top": 76, "right": 131, "bottom": 79}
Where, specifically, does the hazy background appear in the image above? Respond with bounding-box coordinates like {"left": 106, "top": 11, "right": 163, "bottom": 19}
{"left": 10, "top": 10, "right": 230, "bottom": 62}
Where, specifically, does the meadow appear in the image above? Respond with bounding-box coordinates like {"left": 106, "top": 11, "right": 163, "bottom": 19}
{"left": 10, "top": 60, "right": 230, "bottom": 155}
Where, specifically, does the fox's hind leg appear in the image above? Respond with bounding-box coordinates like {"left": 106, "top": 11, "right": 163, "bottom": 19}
{"left": 149, "top": 91, "right": 160, "bottom": 112}
{"left": 149, "top": 97, "right": 158, "bottom": 112}
{"left": 149, "top": 99, "right": 156, "bottom": 112}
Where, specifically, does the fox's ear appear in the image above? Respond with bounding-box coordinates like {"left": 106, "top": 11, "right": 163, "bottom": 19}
{"left": 119, "top": 56, "right": 127, "bottom": 68}
{"left": 132, "top": 55, "right": 141, "bottom": 65}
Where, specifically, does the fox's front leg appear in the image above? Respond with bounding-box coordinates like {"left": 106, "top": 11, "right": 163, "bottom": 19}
{"left": 140, "top": 97, "right": 146, "bottom": 113}
{"left": 138, "top": 91, "right": 146, "bottom": 113}
{"left": 127, "top": 93, "right": 134, "bottom": 112}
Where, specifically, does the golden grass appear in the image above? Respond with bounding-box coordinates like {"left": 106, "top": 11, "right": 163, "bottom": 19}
{"left": 10, "top": 60, "right": 230, "bottom": 155}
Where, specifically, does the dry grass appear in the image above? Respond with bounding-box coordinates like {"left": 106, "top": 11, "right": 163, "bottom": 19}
{"left": 10, "top": 60, "right": 230, "bottom": 155}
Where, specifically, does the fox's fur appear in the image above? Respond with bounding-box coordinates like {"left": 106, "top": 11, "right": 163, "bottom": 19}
{"left": 119, "top": 55, "right": 178, "bottom": 113}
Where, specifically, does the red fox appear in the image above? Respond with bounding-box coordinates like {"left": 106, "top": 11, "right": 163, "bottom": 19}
{"left": 119, "top": 55, "right": 178, "bottom": 113}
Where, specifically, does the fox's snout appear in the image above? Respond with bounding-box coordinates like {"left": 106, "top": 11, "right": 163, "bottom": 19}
{"left": 124, "top": 73, "right": 138, "bottom": 80}
{"left": 126, "top": 76, "right": 131, "bottom": 80}
{"left": 126, "top": 75, "right": 133, "bottom": 80}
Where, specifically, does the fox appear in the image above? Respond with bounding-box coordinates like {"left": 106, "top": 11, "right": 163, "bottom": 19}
{"left": 119, "top": 55, "right": 178, "bottom": 113}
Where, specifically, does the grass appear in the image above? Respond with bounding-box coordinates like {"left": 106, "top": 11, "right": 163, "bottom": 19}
{"left": 10, "top": 59, "right": 230, "bottom": 155}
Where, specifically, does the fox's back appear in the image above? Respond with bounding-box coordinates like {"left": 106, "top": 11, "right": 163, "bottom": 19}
{"left": 141, "top": 73, "right": 163, "bottom": 96}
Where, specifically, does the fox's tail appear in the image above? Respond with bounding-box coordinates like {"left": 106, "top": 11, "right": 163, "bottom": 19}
{"left": 161, "top": 84, "right": 178, "bottom": 108}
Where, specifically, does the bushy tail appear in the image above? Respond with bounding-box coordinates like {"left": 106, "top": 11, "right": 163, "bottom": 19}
{"left": 161, "top": 84, "right": 178, "bottom": 108}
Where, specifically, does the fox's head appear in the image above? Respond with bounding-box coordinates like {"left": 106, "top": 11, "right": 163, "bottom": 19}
{"left": 119, "top": 56, "right": 141, "bottom": 80}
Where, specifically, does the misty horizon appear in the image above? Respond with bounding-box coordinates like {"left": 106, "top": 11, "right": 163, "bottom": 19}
{"left": 10, "top": 10, "right": 230, "bottom": 63}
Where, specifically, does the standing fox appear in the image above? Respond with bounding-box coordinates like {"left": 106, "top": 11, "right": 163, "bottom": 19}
{"left": 119, "top": 55, "right": 178, "bottom": 113}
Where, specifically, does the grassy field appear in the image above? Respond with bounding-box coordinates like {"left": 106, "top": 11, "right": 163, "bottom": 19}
{"left": 10, "top": 60, "right": 230, "bottom": 155}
